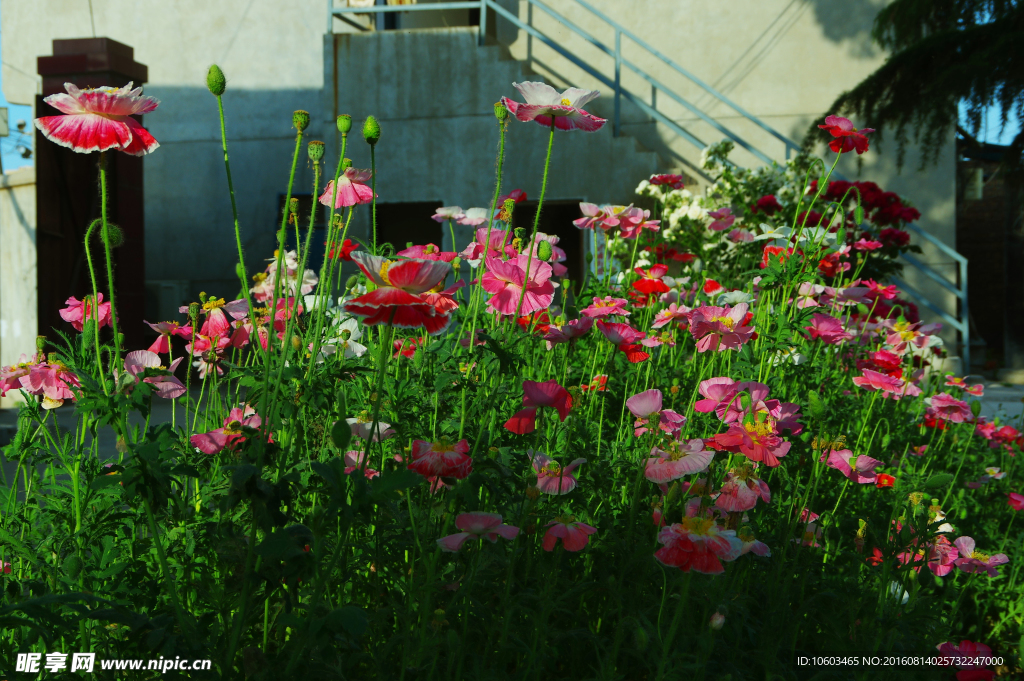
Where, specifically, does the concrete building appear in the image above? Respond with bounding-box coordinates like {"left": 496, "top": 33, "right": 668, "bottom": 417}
{"left": 0, "top": 1, "right": 961, "bottom": 360}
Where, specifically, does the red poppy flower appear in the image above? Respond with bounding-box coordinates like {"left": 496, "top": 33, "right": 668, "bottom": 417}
{"left": 343, "top": 252, "right": 455, "bottom": 334}
{"left": 818, "top": 115, "right": 875, "bottom": 154}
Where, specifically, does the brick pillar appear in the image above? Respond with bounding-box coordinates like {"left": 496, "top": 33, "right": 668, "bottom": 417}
{"left": 35, "top": 38, "right": 148, "bottom": 351}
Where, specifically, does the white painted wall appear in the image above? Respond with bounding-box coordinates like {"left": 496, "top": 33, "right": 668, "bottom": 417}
{"left": 0, "top": 167, "right": 36, "bottom": 407}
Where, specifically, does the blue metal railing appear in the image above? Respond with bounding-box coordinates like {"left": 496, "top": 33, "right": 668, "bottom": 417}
{"left": 326, "top": 0, "right": 971, "bottom": 370}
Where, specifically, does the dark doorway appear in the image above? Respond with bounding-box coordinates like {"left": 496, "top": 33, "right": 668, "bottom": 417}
{"left": 512, "top": 200, "right": 585, "bottom": 289}
{"left": 374, "top": 202, "right": 444, "bottom": 254}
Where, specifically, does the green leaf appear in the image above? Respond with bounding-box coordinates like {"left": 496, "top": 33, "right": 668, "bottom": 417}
{"left": 371, "top": 469, "right": 423, "bottom": 498}
{"left": 924, "top": 473, "right": 954, "bottom": 489}
{"left": 327, "top": 605, "right": 368, "bottom": 637}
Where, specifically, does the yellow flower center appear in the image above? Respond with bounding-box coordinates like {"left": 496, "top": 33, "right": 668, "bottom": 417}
{"left": 540, "top": 463, "right": 562, "bottom": 477}
{"left": 711, "top": 316, "right": 735, "bottom": 329}
{"left": 379, "top": 260, "right": 394, "bottom": 286}
{"left": 553, "top": 515, "right": 575, "bottom": 525}
{"left": 203, "top": 298, "right": 226, "bottom": 311}
{"left": 744, "top": 422, "right": 773, "bottom": 438}
{"left": 560, "top": 98, "right": 572, "bottom": 106}
{"left": 681, "top": 516, "right": 716, "bottom": 536}
{"left": 252, "top": 272, "right": 267, "bottom": 284}
{"left": 430, "top": 439, "right": 453, "bottom": 453}
{"left": 971, "top": 550, "right": 990, "bottom": 561}
{"left": 223, "top": 420, "right": 244, "bottom": 435}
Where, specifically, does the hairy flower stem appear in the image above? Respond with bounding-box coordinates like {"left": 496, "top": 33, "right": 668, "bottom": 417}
{"left": 267, "top": 127, "right": 305, "bottom": 363}
{"left": 287, "top": 160, "right": 322, "bottom": 356}
{"left": 370, "top": 145, "right": 378, "bottom": 254}
{"left": 214, "top": 93, "right": 261, "bottom": 356}
{"left": 513, "top": 118, "right": 556, "bottom": 320}
{"left": 307, "top": 135, "right": 350, "bottom": 373}
{"left": 369, "top": 311, "right": 398, "bottom": 472}
{"left": 82, "top": 220, "right": 108, "bottom": 394}
{"left": 98, "top": 153, "right": 121, "bottom": 365}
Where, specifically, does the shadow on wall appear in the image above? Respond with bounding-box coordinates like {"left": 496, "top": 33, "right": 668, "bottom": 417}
{"left": 806, "top": 0, "right": 886, "bottom": 57}
{"left": 141, "top": 86, "right": 325, "bottom": 307}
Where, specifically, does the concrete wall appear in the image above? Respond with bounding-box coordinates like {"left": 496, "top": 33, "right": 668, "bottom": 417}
{"left": 0, "top": 168, "right": 36, "bottom": 407}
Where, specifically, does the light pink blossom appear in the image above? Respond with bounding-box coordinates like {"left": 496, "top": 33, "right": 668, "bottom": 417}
{"left": 437, "top": 513, "right": 520, "bottom": 552}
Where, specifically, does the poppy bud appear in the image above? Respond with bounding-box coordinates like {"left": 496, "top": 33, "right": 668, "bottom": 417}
{"left": 206, "top": 64, "right": 227, "bottom": 96}
{"left": 970, "top": 401, "right": 981, "bottom": 417}
{"left": 537, "top": 240, "right": 553, "bottom": 262}
{"left": 585, "top": 252, "right": 593, "bottom": 264}
{"left": 709, "top": 612, "right": 726, "bottom": 630}
{"left": 308, "top": 140, "right": 325, "bottom": 162}
{"left": 102, "top": 223, "right": 124, "bottom": 248}
{"left": 293, "top": 110, "right": 310, "bottom": 132}
{"left": 62, "top": 554, "right": 84, "bottom": 579}
{"left": 235, "top": 263, "right": 246, "bottom": 280}
{"left": 337, "top": 114, "right": 352, "bottom": 134}
{"left": 494, "top": 101, "right": 508, "bottom": 121}
{"left": 188, "top": 302, "right": 201, "bottom": 323}
{"left": 363, "top": 116, "right": 381, "bottom": 145}
{"left": 35, "top": 335, "right": 47, "bottom": 353}
{"left": 346, "top": 274, "right": 360, "bottom": 290}
{"left": 289, "top": 198, "right": 300, "bottom": 216}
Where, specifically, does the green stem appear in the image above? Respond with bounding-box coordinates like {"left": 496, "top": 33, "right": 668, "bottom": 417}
{"left": 513, "top": 118, "right": 556, "bottom": 320}
{"left": 82, "top": 219, "right": 107, "bottom": 394}
{"left": 370, "top": 145, "right": 378, "bottom": 254}
{"left": 98, "top": 152, "right": 121, "bottom": 365}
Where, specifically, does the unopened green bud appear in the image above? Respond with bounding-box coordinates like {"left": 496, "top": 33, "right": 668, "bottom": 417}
{"left": 35, "top": 335, "right": 47, "bottom": 353}
{"left": 346, "top": 274, "right": 360, "bottom": 290}
{"left": 289, "top": 198, "right": 300, "bottom": 216}
{"left": 206, "top": 64, "right": 226, "bottom": 96}
{"left": 585, "top": 251, "right": 594, "bottom": 264}
{"left": 308, "top": 140, "right": 325, "bottom": 162}
{"left": 503, "top": 198, "right": 516, "bottom": 214}
{"left": 363, "top": 115, "right": 381, "bottom": 145}
{"left": 337, "top": 114, "right": 352, "bottom": 134}
{"left": 970, "top": 401, "right": 981, "bottom": 417}
{"left": 537, "top": 240, "right": 553, "bottom": 262}
{"left": 188, "top": 302, "right": 201, "bottom": 322}
{"left": 62, "top": 554, "right": 84, "bottom": 579}
{"left": 293, "top": 110, "right": 310, "bottom": 132}
{"left": 102, "top": 223, "right": 124, "bottom": 248}
{"left": 494, "top": 101, "right": 509, "bottom": 121}
{"left": 235, "top": 262, "right": 246, "bottom": 280}
{"left": 513, "top": 227, "right": 525, "bottom": 240}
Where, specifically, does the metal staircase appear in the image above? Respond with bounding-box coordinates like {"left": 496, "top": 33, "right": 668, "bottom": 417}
{"left": 327, "top": 0, "right": 969, "bottom": 370}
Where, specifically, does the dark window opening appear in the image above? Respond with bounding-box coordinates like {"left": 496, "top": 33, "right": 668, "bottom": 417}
{"left": 512, "top": 200, "right": 585, "bottom": 295}
{"left": 374, "top": 201, "right": 444, "bottom": 255}
{"left": 468, "top": 8, "right": 480, "bottom": 25}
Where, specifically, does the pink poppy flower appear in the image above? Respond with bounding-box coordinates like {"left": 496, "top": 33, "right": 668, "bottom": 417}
{"left": 925, "top": 393, "right": 973, "bottom": 423}
{"left": 644, "top": 439, "right": 714, "bottom": 484}
{"left": 344, "top": 252, "right": 454, "bottom": 334}
{"left": 431, "top": 206, "right": 465, "bottom": 223}
{"left": 818, "top": 115, "right": 875, "bottom": 154}
{"left": 707, "top": 207, "right": 735, "bottom": 232}
{"left": 459, "top": 226, "right": 516, "bottom": 262}
{"left": 408, "top": 439, "right": 473, "bottom": 480}
{"left": 688, "top": 304, "right": 755, "bottom": 352}
{"left": 953, "top": 536, "right": 1009, "bottom": 577}
{"left": 936, "top": 640, "right": 996, "bottom": 680}
{"left": 632, "top": 264, "right": 671, "bottom": 295}
{"left": 804, "top": 313, "right": 853, "bottom": 345}
{"left": 542, "top": 516, "right": 597, "bottom": 552}
{"left": 501, "top": 81, "right": 606, "bottom": 132}
{"left": 120, "top": 350, "right": 185, "bottom": 399}
{"left": 573, "top": 202, "right": 622, "bottom": 231}
{"left": 498, "top": 188, "right": 528, "bottom": 205}
{"left": 190, "top": 405, "right": 264, "bottom": 454}
{"left": 543, "top": 316, "right": 594, "bottom": 349}
{"left": 343, "top": 450, "right": 380, "bottom": 480}
{"left": 437, "top": 512, "right": 520, "bottom": 552}
{"left": 581, "top": 296, "right": 631, "bottom": 318}
{"left": 60, "top": 294, "right": 112, "bottom": 331}
{"left": 626, "top": 389, "right": 686, "bottom": 437}
{"left": 655, "top": 517, "right": 743, "bottom": 575}
{"left": 249, "top": 250, "right": 319, "bottom": 303}
{"left": 854, "top": 238, "right": 882, "bottom": 251}
{"left": 504, "top": 379, "right": 572, "bottom": 435}
{"left": 618, "top": 206, "right": 660, "bottom": 240}
{"left": 457, "top": 207, "right": 490, "bottom": 226}
{"left": 0, "top": 359, "right": 35, "bottom": 398}
{"left": 824, "top": 449, "right": 881, "bottom": 484}
{"left": 927, "top": 535, "right": 960, "bottom": 576}
{"left": 707, "top": 419, "right": 791, "bottom": 467}
{"left": 145, "top": 320, "right": 192, "bottom": 354}
{"left": 482, "top": 254, "right": 555, "bottom": 316}
{"left": 528, "top": 451, "right": 586, "bottom": 495}
{"left": 727, "top": 228, "right": 754, "bottom": 243}
{"left": 863, "top": 279, "right": 898, "bottom": 299}
{"left": 35, "top": 82, "right": 159, "bottom": 156}
{"left": 852, "top": 369, "right": 921, "bottom": 400}
{"left": 192, "top": 298, "right": 248, "bottom": 339}
{"left": 737, "top": 526, "right": 771, "bottom": 556}
{"left": 648, "top": 174, "right": 685, "bottom": 190}
{"left": 652, "top": 302, "right": 690, "bottom": 329}
{"left": 714, "top": 465, "right": 771, "bottom": 512}
{"left": 595, "top": 320, "right": 649, "bottom": 363}
{"left": 793, "top": 282, "right": 824, "bottom": 309}
{"left": 20, "top": 362, "right": 81, "bottom": 409}
{"left": 397, "top": 243, "right": 458, "bottom": 263}
{"left": 318, "top": 167, "right": 376, "bottom": 208}
{"left": 1009, "top": 493, "right": 1024, "bottom": 511}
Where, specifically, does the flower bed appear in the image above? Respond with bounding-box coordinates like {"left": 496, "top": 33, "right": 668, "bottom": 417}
{"left": 0, "top": 74, "right": 1020, "bottom": 679}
